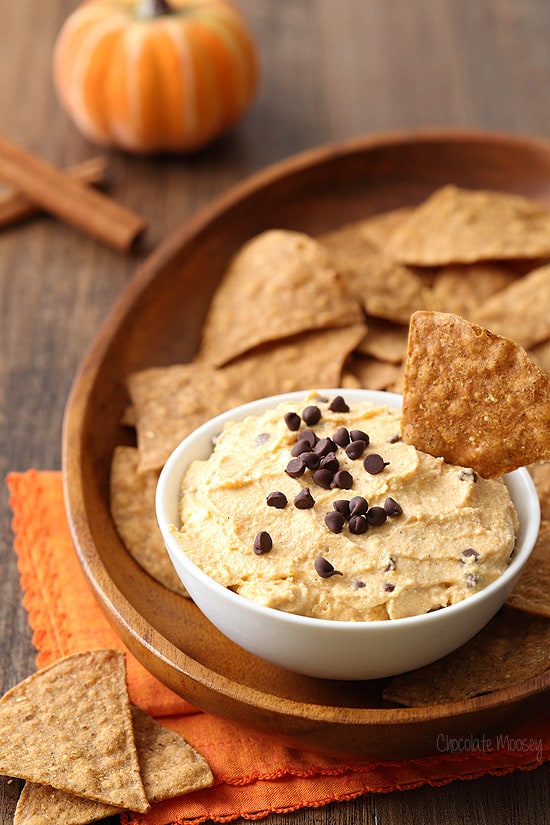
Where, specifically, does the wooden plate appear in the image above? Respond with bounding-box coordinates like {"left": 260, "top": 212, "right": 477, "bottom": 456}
{"left": 63, "top": 129, "right": 550, "bottom": 760}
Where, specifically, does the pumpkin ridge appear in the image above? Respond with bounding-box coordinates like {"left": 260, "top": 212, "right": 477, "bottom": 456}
{"left": 53, "top": 0, "right": 259, "bottom": 154}
{"left": 195, "top": 16, "right": 257, "bottom": 117}
{"left": 62, "top": 19, "right": 128, "bottom": 144}
{"left": 165, "top": 19, "right": 200, "bottom": 149}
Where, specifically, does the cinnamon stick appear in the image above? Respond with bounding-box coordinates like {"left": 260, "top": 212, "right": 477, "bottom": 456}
{"left": 0, "top": 156, "right": 108, "bottom": 228}
{"left": 0, "top": 135, "right": 146, "bottom": 251}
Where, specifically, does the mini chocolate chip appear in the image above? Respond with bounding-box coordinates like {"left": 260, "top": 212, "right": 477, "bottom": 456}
{"left": 363, "top": 453, "right": 389, "bottom": 474}
{"left": 384, "top": 497, "right": 403, "bottom": 516}
{"left": 351, "top": 579, "right": 366, "bottom": 589}
{"left": 253, "top": 531, "right": 272, "bottom": 555}
{"left": 266, "top": 491, "right": 287, "bottom": 509}
{"left": 325, "top": 510, "right": 346, "bottom": 534}
{"left": 366, "top": 506, "right": 387, "bottom": 526}
{"left": 459, "top": 468, "right": 478, "bottom": 482}
{"left": 328, "top": 395, "right": 349, "bottom": 413}
{"left": 297, "top": 428, "right": 318, "bottom": 447}
{"left": 383, "top": 582, "right": 395, "bottom": 592}
{"left": 312, "top": 468, "right": 334, "bottom": 489}
{"left": 350, "top": 429, "right": 369, "bottom": 445}
{"left": 349, "top": 514, "right": 368, "bottom": 534}
{"left": 320, "top": 451, "right": 339, "bottom": 473}
{"left": 284, "top": 411, "right": 301, "bottom": 431}
{"left": 331, "top": 469, "right": 353, "bottom": 489}
{"left": 333, "top": 499, "right": 351, "bottom": 520}
{"left": 302, "top": 451, "right": 321, "bottom": 470}
{"left": 388, "top": 433, "right": 401, "bottom": 443}
{"left": 254, "top": 432, "right": 270, "bottom": 445}
{"left": 290, "top": 439, "right": 312, "bottom": 457}
{"left": 294, "top": 487, "right": 315, "bottom": 509}
{"left": 461, "top": 548, "right": 480, "bottom": 561}
{"left": 333, "top": 426, "right": 350, "bottom": 447}
{"left": 466, "top": 572, "right": 480, "bottom": 588}
{"left": 286, "top": 457, "right": 306, "bottom": 478}
{"left": 313, "top": 436, "right": 337, "bottom": 457}
{"left": 384, "top": 556, "right": 397, "bottom": 572}
{"left": 314, "top": 556, "right": 343, "bottom": 578}
{"left": 302, "top": 405, "right": 321, "bottom": 426}
{"left": 345, "top": 439, "right": 367, "bottom": 460}
{"left": 349, "top": 495, "right": 368, "bottom": 516}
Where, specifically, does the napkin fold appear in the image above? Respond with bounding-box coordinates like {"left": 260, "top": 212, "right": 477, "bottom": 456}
{"left": 7, "top": 470, "right": 549, "bottom": 825}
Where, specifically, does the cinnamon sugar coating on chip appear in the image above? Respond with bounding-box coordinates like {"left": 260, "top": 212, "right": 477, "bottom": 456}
{"left": 385, "top": 184, "right": 550, "bottom": 265}
{"left": 402, "top": 311, "right": 550, "bottom": 478}
{"left": 199, "top": 229, "right": 364, "bottom": 366}
{"left": 0, "top": 650, "right": 149, "bottom": 812}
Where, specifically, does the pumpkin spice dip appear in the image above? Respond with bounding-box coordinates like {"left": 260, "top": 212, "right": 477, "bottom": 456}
{"left": 171, "top": 393, "right": 518, "bottom": 621}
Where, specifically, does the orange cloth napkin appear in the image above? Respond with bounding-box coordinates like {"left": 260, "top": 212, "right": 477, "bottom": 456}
{"left": 7, "top": 470, "right": 550, "bottom": 825}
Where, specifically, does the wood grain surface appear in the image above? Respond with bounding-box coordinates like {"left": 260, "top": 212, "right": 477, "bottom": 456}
{"left": 1, "top": 1, "right": 549, "bottom": 824}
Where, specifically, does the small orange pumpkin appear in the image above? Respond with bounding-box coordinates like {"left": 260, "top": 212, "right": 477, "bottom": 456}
{"left": 53, "top": 0, "right": 260, "bottom": 154}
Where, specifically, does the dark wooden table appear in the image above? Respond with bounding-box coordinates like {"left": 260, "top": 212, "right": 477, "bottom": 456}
{"left": 1, "top": 1, "right": 549, "bottom": 823}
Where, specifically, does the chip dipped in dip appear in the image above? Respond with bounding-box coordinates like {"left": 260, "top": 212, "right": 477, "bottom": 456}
{"left": 171, "top": 394, "right": 518, "bottom": 621}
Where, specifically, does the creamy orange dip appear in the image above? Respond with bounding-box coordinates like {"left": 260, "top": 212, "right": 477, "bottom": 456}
{"left": 171, "top": 394, "right": 518, "bottom": 620}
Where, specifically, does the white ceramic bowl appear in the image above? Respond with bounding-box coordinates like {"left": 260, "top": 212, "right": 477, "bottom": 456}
{"left": 156, "top": 389, "right": 540, "bottom": 680}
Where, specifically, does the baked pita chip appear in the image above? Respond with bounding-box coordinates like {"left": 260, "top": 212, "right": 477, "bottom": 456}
{"left": 0, "top": 651, "right": 149, "bottom": 812}
{"left": 383, "top": 609, "right": 550, "bottom": 706}
{"left": 385, "top": 184, "right": 550, "bottom": 265}
{"left": 529, "top": 340, "right": 550, "bottom": 376}
{"left": 110, "top": 446, "right": 188, "bottom": 596}
{"left": 356, "top": 317, "right": 408, "bottom": 364}
{"left": 14, "top": 705, "right": 214, "bottom": 825}
{"left": 359, "top": 206, "right": 414, "bottom": 250}
{"left": 128, "top": 325, "right": 366, "bottom": 473}
{"left": 431, "top": 263, "right": 518, "bottom": 318}
{"left": 319, "top": 222, "right": 432, "bottom": 324}
{"left": 383, "top": 610, "right": 550, "bottom": 707}
{"left": 344, "top": 354, "right": 403, "bottom": 391}
{"left": 402, "top": 312, "right": 550, "bottom": 477}
{"left": 198, "top": 229, "right": 363, "bottom": 366}
{"left": 472, "top": 263, "right": 550, "bottom": 349}
{"left": 224, "top": 323, "right": 366, "bottom": 396}
{"left": 529, "top": 461, "right": 550, "bottom": 520}
{"left": 127, "top": 363, "right": 246, "bottom": 474}
{"left": 505, "top": 520, "right": 550, "bottom": 618}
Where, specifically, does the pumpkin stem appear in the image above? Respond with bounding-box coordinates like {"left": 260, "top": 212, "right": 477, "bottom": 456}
{"left": 137, "top": 0, "right": 173, "bottom": 18}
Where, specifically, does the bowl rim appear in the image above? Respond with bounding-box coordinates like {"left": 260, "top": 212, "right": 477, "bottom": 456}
{"left": 156, "top": 387, "right": 541, "bottom": 631}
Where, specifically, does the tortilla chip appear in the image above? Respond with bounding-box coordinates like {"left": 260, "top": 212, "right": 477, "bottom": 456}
{"left": 14, "top": 784, "right": 114, "bottom": 825}
{"left": 359, "top": 206, "right": 414, "bottom": 249}
{"left": 472, "top": 263, "right": 550, "bottom": 349}
{"left": 505, "top": 521, "right": 550, "bottom": 617}
{"left": 402, "top": 312, "right": 550, "bottom": 477}
{"left": 345, "top": 354, "right": 403, "bottom": 391}
{"left": 356, "top": 316, "right": 409, "bottom": 364}
{"left": 529, "top": 339, "right": 550, "bottom": 375}
{"left": 14, "top": 705, "right": 214, "bottom": 825}
{"left": 110, "top": 446, "right": 188, "bottom": 596}
{"left": 198, "top": 229, "right": 363, "bottom": 366}
{"left": 385, "top": 184, "right": 550, "bottom": 265}
{"left": 383, "top": 609, "right": 550, "bottom": 706}
{"left": 128, "top": 706, "right": 213, "bottom": 801}
{"left": 319, "top": 222, "right": 432, "bottom": 324}
{"left": 128, "top": 363, "right": 246, "bottom": 474}
{"left": 318, "top": 219, "right": 379, "bottom": 265}
{"left": 129, "top": 325, "right": 366, "bottom": 473}
{"left": 225, "top": 323, "right": 366, "bottom": 396}
{"left": 0, "top": 651, "right": 149, "bottom": 812}
{"left": 431, "top": 263, "right": 519, "bottom": 317}
{"left": 529, "top": 461, "right": 550, "bottom": 520}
